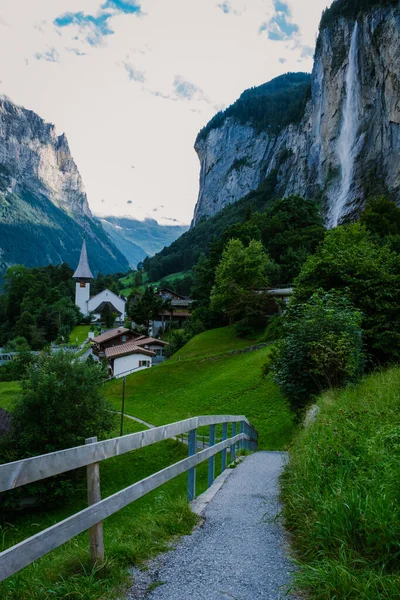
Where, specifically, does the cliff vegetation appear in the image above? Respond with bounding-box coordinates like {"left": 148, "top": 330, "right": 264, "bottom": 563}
{"left": 196, "top": 73, "right": 311, "bottom": 143}
{"left": 319, "top": 0, "right": 397, "bottom": 30}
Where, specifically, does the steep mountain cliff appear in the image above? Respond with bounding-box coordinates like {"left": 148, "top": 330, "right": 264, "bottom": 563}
{"left": 0, "top": 97, "right": 129, "bottom": 279}
{"left": 192, "top": 0, "right": 400, "bottom": 227}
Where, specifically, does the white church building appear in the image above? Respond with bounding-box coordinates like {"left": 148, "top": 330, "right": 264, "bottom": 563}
{"left": 73, "top": 237, "right": 126, "bottom": 323}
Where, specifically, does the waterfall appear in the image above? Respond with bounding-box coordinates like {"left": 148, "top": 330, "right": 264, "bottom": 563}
{"left": 329, "top": 22, "right": 360, "bottom": 228}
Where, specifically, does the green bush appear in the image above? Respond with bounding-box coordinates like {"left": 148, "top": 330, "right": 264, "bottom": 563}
{"left": 1, "top": 352, "right": 114, "bottom": 508}
{"left": 270, "top": 290, "right": 364, "bottom": 410}
{"left": 0, "top": 352, "right": 37, "bottom": 382}
{"left": 294, "top": 223, "right": 400, "bottom": 365}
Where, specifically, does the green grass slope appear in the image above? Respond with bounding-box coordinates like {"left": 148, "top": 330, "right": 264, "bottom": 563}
{"left": 69, "top": 325, "right": 91, "bottom": 345}
{"left": 0, "top": 381, "right": 21, "bottom": 411}
{"left": 0, "top": 417, "right": 200, "bottom": 600}
{"left": 171, "top": 326, "right": 259, "bottom": 361}
{"left": 281, "top": 366, "right": 400, "bottom": 599}
{"left": 119, "top": 271, "right": 186, "bottom": 297}
{"left": 106, "top": 339, "right": 294, "bottom": 450}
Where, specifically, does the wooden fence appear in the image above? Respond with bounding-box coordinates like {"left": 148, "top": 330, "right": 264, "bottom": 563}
{"left": 0, "top": 415, "right": 258, "bottom": 582}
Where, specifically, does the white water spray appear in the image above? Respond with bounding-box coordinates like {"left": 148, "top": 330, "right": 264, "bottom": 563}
{"left": 329, "top": 22, "right": 360, "bottom": 228}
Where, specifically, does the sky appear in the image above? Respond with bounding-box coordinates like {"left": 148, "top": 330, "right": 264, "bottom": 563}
{"left": 0, "top": 0, "right": 330, "bottom": 225}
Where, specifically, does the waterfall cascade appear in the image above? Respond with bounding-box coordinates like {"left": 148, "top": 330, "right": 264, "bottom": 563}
{"left": 329, "top": 22, "right": 361, "bottom": 228}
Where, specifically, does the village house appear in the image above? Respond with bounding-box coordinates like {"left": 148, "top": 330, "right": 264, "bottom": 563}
{"left": 92, "top": 327, "right": 168, "bottom": 377}
{"left": 152, "top": 288, "right": 193, "bottom": 335}
{"left": 105, "top": 343, "right": 156, "bottom": 378}
{"left": 92, "top": 328, "right": 139, "bottom": 357}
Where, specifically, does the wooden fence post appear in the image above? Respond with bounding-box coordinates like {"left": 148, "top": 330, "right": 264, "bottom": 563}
{"left": 208, "top": 424, "right": 215, "bottom": 487}
{"left": 187, "top": 429, "right": 197, "bottom": 501}
{"left": 231, "top": 422, "right": 236, "bottom": 462}
{"left": 221, "top": 422, "right": 228, "bottom": 472}
{"left": 85, "top": 437, "right": 104, "bottom": 564}
{"left": 239, "top": 421, "right": 244, "bottom": 452}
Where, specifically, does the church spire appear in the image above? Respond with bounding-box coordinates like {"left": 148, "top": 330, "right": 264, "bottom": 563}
{"left": 73, "top": 235, "right": 94, "bottom": 280}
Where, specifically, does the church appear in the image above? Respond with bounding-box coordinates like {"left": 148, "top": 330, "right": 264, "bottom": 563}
{"left": 73, "top": 237, "right": 126, "bottom": 323}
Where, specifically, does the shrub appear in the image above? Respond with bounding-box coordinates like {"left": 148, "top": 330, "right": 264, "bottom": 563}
{"left": 270, "top": 290, "right": 364, "bottom": 410}
{"left": 1, "top": 352, "right": 114, "bottom": 509}
{"left": 9, "top": 351, "right": 113, "bottom": 456}
{"left": 0, "top": 351, "right": 37, "bottom": 382}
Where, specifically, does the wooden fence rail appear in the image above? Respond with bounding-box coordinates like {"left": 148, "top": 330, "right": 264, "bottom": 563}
{"left": 0, "top": 415, "right": 258, "bottom": 582}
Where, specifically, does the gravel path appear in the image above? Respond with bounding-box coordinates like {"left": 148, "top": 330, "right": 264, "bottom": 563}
{"left": 143, "top": 451, "right": 294, "bottom": 600}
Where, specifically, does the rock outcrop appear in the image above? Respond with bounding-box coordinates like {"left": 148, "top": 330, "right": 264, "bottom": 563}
{"left": 0, "top": 97, "right": 129, "bottom": 278}
{"left": 192, "top": 4, "right": 400, "bottom": 227}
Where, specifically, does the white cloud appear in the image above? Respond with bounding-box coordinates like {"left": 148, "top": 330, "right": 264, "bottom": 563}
{"left": 0, "top": 0, "right": 329, "bottom": 225}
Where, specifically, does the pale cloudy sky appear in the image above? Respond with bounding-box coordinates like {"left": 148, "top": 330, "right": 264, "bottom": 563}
{"left": 0, "top": 0, "right": 329, "bottom": 225}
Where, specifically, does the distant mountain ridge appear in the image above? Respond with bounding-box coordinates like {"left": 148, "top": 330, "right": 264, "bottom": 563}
{"left": 0, "top": 96, "right": 129, "bottom": 280}
{"left": 99, "top": 216, "right": 189, "bottom": 268}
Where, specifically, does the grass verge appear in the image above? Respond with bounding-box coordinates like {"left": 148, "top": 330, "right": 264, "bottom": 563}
{"left": 281, "top": 366, "right": 400, "bottom": 599}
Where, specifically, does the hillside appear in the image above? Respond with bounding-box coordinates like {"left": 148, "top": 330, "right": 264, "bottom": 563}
{"left": 282, "top": 365, "right": 400, "bottom": 598}
{"left": 105, "top": 329, "right": 294, "bottom": 449}
{"left": 0, "top": 97, "right": 129, "bottom": 280}
{"left": 143, "top": 173, "right": 278, "bottom": 281}
{"left": 100, "top": 217, "right": 189, "bottom": 269}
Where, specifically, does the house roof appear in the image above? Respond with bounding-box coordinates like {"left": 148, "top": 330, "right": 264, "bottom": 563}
{"left": 92, "top": 327, "right": 131, "bottom": 344}
{"left": 90, "top": 301, "right": 123, "bottom": 316}
{"left": 171, "top": 299, "right": 193, "bottom": 307}
{"left": 157, "top": 288, "right": 187, "bottom": 300}
{"left": 105, "top": 343, "right": 156, "bottom": 359}
{"left": 73, "top": 238, "right": 94, "bottom": 280}
{"left": 89, "top": 288, "right": 126, "bottom": 303}
{"left": 0, "top": 408, "right": 11, "bottom": 436}
{"left": 135, "top": 337, "right": 168, "bottom": 347}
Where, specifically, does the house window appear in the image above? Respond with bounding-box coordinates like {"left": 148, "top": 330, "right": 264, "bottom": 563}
{"left": 122, "top": 335, "right": 127, "bottom": 342}
{"left": 156, "top": 349, "right": 163, "bottom": 356}
{"left": 139, "top": 360, "right": 151, "bottom": 368}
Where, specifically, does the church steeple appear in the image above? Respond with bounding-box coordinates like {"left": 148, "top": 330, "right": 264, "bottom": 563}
{"left": 74, "top": 235, "right": 93, "bottom": 317}
{"left": 73, "top": 235, "right": 94, "bottom": 280}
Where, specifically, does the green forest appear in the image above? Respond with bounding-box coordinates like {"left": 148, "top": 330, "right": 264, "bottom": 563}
{"left": 196, "top": 73, "right": 311, "bottom": 143}
{"left": 319, "top": 0, "right": 397, "bottom": 29}
{"left": 0, "top": 264, "right": 123, "bottom": 352}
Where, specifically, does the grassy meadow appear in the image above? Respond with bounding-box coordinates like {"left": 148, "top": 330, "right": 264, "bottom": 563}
{"left": 69, "top": 325, "right": 91, "bottom": 346}
{"left": 170, "top": 325, "right": 260, "bottom": 361}
{"left": 0, "top": 327, "right": 293, "bottom": 598}
{"left": 281, "top": 366, "right": 400, "bottom": 599}
{"left": 119, "top": 271, "right": 186, "bottom": 297}
{"left": 105, "top": 338, "right": 294, "bottom": 450}
{"left": 0, "top": 381, "right": 21, "bottom": 411}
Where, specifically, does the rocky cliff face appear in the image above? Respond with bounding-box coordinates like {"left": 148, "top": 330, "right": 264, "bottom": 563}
{"left": 193, "top": 4, "right": 400, "bottom": 227}
{"left": 0, "top": 97, "right": 129, "bottom": 278}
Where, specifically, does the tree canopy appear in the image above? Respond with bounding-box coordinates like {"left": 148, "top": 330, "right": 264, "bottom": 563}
{"left": 294, "top": 223, "right": 400, "bottom": 364}
{"left": 196, "top": 73, "right": 311, "bottom": 143}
